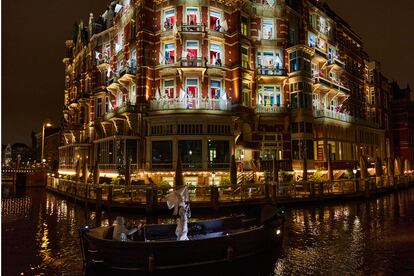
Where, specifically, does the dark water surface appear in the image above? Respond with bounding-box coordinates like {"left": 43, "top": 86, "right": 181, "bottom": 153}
{"left": 2, "top": 186, "right": 414, "bottom": 275}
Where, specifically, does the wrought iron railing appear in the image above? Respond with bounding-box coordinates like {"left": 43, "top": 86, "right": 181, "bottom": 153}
{"left": 150, "top": 97, "right": 231, "bottom": 111}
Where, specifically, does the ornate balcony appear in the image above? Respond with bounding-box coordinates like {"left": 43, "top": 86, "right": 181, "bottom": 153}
{"left": 313, "top": 109, "right": 353, "bottom": 123}
{"left": 180, "top": 58, "right": 204, "bottom": 68}
{"left": 180, "top": 24, "right": 205, "bottom": 32}
{"left": 255, "top": 105, "right": 289, "bottom": 113}
{"left": 149, "top": 97, "right": 231, "bottom": 111}
{"left": 256, "top": 67, "right": 288, "bottom": 77}
{"left": 104, "top": 102, "right": 137, "bottom": 120}
{"left": 313, "top": 76, "right": 350, "bottom": 94}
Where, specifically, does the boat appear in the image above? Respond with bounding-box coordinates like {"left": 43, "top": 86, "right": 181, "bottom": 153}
{"left": 79, "top": 205, "right": 285, "bottom": 273}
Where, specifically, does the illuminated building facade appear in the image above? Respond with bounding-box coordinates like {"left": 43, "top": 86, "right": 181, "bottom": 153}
{"left": 59, "top": 0, "right": 392, "bottom": 183}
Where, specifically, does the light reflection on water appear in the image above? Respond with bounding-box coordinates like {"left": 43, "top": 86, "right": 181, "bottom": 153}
{"left": 2, "top": 188, "right": 414, "bottom": 275}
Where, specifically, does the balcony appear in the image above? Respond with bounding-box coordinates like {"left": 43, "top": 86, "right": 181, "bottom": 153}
{"left": 255, "top": 105, "right": 289, "bottom": 114}
{"left": 313, "top": 109, "right": 353, "bottom": 123}
{"left": 313, "top": 76, "right": 350, "bottom": 94}
{"left": 180, "top": 58, "right": 204, "bottom": 68}
{"left": 256, "top": 67, "right": 288, "bottom": 77}
{"left": 149, "top": 97, "right": 231, "bottom": 111}
{"left": 328, "top": 57, "right": 345, "bottom": 70}
{"left": 180, "top": 24, "right": 205, "bottom": 32}
{"left": 104, "top": 102, "right": 137, "bottom": 120}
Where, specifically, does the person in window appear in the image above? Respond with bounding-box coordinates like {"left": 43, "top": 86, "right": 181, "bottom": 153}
{"left": 190, "top": 20, "right": 195, "bottom": 31}
{"left": 215, "top": 18, "right": 221, "bottom": 32}
{"left": 164, "top": 17, "right": 170, "bottom": 30}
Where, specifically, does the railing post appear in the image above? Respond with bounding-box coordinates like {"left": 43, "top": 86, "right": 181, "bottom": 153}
{"left": 107, "top": 185, "right": 113, "bottom": 202}
{"left": 210, "top": 186, "right": 219, "bottom": 210}
{"left": 146, "top": 187, "right": 158, "bottom": 213}
{"left": 96, "top": 187, "right": 102, "bottom": 210}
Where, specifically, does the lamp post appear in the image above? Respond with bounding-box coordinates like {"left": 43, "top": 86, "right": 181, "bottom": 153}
{"left": 211, "top": 170, "right": 216, "bottom": 186}
{"left": 41, "top": 122, "right": 52, "bottom": 163}
{"left": 188, "top": 150, "right": 192, "bottom": 168}
{"left": 353, "top": 167, "right": 358, "bottom": 192}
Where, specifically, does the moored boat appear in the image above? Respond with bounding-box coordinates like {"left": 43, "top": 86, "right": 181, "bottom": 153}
{"left": 79, "top": 205, "right": 284, "bottom": 273}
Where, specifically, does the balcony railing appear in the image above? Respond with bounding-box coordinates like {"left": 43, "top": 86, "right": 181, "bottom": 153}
{"left": 180, "top": 24, "right": 205, "bottom": 32}
{"left": 255, "top": 105, "right": 289, "bottom": 113}
{"left": 313, "top": 109, "right": 353, "bottom": 123}
{"left": 180, "top": 58, "right": 204, "bottom": 67}
{"left": 104, "top": 102, "right": 137, "bottom": 120}
{"left": 313, "top": 76, "right": 350, "bottom": 93}
{"left": 256, "top": 67, "right": 288, "bottom": 76}
{"left": 328, "top": 57, "right": 345, "bottom": 69}
{"left": 119, "top": 66, "right": 136, "bottom": 77}
{"left": 150, "top": 97, "right": 231, "bottom": 111}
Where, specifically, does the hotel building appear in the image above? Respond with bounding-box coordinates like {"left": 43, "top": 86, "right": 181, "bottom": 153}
{"left": 59, "top": 0, "right": 391, "bottom": 184}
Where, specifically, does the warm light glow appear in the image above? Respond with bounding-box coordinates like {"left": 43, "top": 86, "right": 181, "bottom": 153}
{"left": 45, "top": 123, "right": 52, "bottom": 127}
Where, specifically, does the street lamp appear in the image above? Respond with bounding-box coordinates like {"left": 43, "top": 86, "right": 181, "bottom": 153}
{"left": 211, "top": 170, "right": 216, "bottom": 186}
{"left": 188, "top": 150, "right": 192, "bottom": 168}
{"left": 41, "top": 122, "right": 52, "bottom": 162}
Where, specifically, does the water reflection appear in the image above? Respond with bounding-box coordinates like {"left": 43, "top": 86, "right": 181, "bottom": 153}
{"left": 2, "top": 188, "right": 414, "bottom": 275}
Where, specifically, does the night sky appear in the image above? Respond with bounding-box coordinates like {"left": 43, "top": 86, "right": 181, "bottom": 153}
{"left": 2, "top": 0, "right": 413, "bottom": 146}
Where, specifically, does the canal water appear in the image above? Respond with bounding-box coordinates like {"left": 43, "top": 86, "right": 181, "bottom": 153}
{"left": 2, "top": 184, "right": 414, "bottom": 275}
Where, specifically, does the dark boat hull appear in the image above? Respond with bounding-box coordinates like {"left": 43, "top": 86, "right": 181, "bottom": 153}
{"left": 80, "top": 209, "right": 284, "bottom": 272}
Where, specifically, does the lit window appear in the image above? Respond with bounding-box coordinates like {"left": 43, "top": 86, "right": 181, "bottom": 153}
{"left": 257, "top": 85, "right": 282, "bottom": 107}
{"left": 130, "top": 84, "right": 136, "bottom": 104}
{"left": 210, "top": 80, "right": 222, "bottom": 98}
{"left": 186, "top": 78, "right": 199, "bottom": 98}
{"left": 163, "top": 43, "right": 175, "bottom": 64}
{"left": 241, "top": 16, "right": 248, "bottom": 36}
{"left": 186, "top": 7, "right": 199, "bottom": 25}
{"left": 96, "top": 98, "right": 102, "bottom": 117}
{"left": 163, "top": 80, "right": 175, "bottom": 98}
{"left": 209, "top": 44, "right": 222, "bottom": 66}
{"left": 210, "top": 10, "right": 221, "bottom": 31}
{"left": 262, "top": 18, "right": 274, "bottom": 40}
{"left": 163, "top": 9, "right": 175, "bottom": 31}
{"left": 241, "top": 46, "right": 249, "bottom": 68}
{"left": 308, "top": 32, "right": 316, "bottom": 48}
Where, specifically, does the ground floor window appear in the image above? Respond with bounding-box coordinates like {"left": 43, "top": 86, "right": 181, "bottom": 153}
{"left": 152, "top": 141, "right": 172, "bottom": 168}
{"left": 178, "top": 140, "right": 202, "bottom": 168}
{"left": 208, "top": 140, "right": 230, "bottom": 168}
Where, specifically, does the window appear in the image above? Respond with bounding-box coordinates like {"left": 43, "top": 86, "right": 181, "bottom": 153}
{"left": 179, "top": 140, "right": 202, "bottom": 168}
{"left": 163, "top": 42, "right": 175, "bottom": 64}
{"left": 262, "top": 18, "right": 274, "bottom": 40}
{"left": 210, "top": 10, "right": 221, "bottom": 31}
{"left": 184, "top": 40, "right": 199, "bottom": 60}
{"left": 186, "top": 7, "right": 199, "bottom": 25}
{"left": 209, "top": 43, "right": 222, "bottom": 65}
{"left": 210, "top": 80, "right": 221, "bottom": 98}
{"left": 163, "top": 79, "right": 175, "bottom": 98}
{"left": 257, "top": 51, "right": 282, "bottom": 69}
{"left": 257, "top": 85, "right": 282, "bottom": 107}
{"left": 308, "top": 32, "right": 316, "bottom": 48}
{"left": 163, "top": 9, "right": 175, "bottom": 31}
{"left": 117, "top": 92, "right": 124, "bottom": 106}
{"left": 328, "top": 45, "right": 336, "bottom": 61}
{"left": 115, "top": 32, "right": 123, "bottom": 53}
{"left": 316, "top": 36, "right": 326, "bottom": 52}
{"left": 208, "top": 140, "right": 230, "bottom": 168}
{"left": 96, "top": 98, "right": 102, "bottom": 117}
{"left": 105, "top": 96, "right": 111, "bottom": 112}
{"left": 130, "top": 84, "right": 136, "bottom": 104}
{"left": 152, "top": 141, "right": 172, "bottom": 169}
{"left": 241, "top": 16, "right": 248, "bottom": 36}
{"left": 186, "top": 78, "right": 199, "bottom": 98}
{"left": 241, "top": 46, "right": 249, "bottom": 68}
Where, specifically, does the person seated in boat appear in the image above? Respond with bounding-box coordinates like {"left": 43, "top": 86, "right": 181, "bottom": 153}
{"left": 112, "top": 216, "right": 138, "bottom": 241}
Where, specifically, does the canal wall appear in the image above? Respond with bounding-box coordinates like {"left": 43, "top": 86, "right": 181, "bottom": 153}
{"left": 45, "top": 174, "right": 414, "bottom": 212}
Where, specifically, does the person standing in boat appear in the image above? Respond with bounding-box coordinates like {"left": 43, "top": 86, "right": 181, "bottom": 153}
{"left": 112, "top": 216, "right": 137, "bottom": 241}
